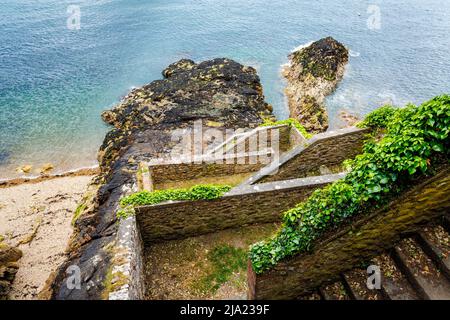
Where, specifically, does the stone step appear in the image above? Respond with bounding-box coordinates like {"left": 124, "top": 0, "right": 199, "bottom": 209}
{"left": 415, "top": 227, "right": 450, "bottom": 281}
{"left": 442, "top": 215, "right": 450, "bottom": 235}
{"left": 340, "top": 268, "right": 385, "bottom": 300}
{"left": 302, "top": 216, "right": 450, "bottom": 300}
{"left": 318, "top": 281, "right": 351, "bottom": 300}
{"left": 392, "top": 238, "right": 450, "bottom": 300}
{"left": 372, "top": 253, "right": 419, "bottom": 300}
{"left": 298, "top": 291, "right": 322, "bottom": 300}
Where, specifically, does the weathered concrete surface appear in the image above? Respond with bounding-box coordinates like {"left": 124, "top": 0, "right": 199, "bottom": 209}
{"left": 283, "top": 37, "right": 348, "bottom": 133}
{"left": 248, "top": 166, "right": 450, "bottom": 300}
{"left": 136, "top": 174, "right": 343, "bottom": 243}
{"left": 44, "top": 58, "right": 274, "bottom": 300}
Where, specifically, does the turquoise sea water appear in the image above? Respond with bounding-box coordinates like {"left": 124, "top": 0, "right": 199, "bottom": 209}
{"left": 1, "top": 0, "right": 450, "bottom": 179}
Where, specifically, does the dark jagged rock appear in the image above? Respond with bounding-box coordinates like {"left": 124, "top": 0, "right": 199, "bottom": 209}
{"left": 283, "top": 37, "right": 349, "bottom": 133}
{"left": 43, "top": 58, "right": 273, "bottom": 300}
{"left": 0, "top": 243, "right": 22, "bottom": 299}
{"left": 162, "top": 59, "right": 196, "bottom": 78}
{"left": 101, "top": 58, "right": 271, "bottom": 132}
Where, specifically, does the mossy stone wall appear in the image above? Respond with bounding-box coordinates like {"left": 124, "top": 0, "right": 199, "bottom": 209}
{"left": 258, "top": 128, "right": 369, "bottom": 183}
{"left": 135, "top": 174, "right": 343, "bottom": 244}
{"left": 149, "top": 125, "right": 292, "bottom": 184}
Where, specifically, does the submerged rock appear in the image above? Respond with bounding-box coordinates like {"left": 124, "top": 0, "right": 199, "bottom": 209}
{"left": 44, "top": 58, "right": 273, "bottom": 300}
{"left": 338, "top": 110, "right": 359, "bottom": 128}
{"left": 39, "top": 163, "right": 54, "bottom": 175}
{"left": 283, "top": 37, "right": 348, "bottom": 133}
{"left": 16, "top": 165, "right": 32, "bottom": 174}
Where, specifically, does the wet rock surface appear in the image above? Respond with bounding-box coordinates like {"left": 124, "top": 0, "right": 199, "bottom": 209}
{"left": 44, "top": 58, "right": 273, "bottom": 299}
{"left": 283, "top": 37, "right": 348, "bottom": 133}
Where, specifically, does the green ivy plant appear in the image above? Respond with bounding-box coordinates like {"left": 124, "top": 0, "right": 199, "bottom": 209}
{"left": 117, "top": 184, "right": 232, "bottom": 219}
{"left": 260, "top": 118, "right": 313, "bottom": 139}
{"left": 249, "top": 95, "right": 450, "bottom": 274}
{"left": 356, "top": 104, "right": 397, "bottom": 130}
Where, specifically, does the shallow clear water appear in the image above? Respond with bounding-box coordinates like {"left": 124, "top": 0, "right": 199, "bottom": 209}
{"left": 1, "top": 0, "right": 449, "bottom": 179}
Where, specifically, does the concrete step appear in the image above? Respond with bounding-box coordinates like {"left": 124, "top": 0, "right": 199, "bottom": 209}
{"left": 392, "top": 238, "right": 450, "bottom": 300}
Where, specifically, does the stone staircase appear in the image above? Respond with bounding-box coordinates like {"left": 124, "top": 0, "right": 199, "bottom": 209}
{"left": 205, "top": 124, "right": 293, "bottom": 157}
{"left": 302, "top": 215, "right": 450, "bottom": 300}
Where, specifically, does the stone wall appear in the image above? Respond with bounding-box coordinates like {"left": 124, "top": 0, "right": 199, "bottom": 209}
{"left": 106, "top": 181, "right": 146, "bottom": 301}
{"left": 247, "top": 166, "right": 450, "bottom": 300}
{"left": 108, "top": 215, "right": 146, "bottom": 300}
{"left": 150, "top": 159, "right": 267, "bottom": 185}
{"left": 135, "top": 173, "right": 344, "bottom": 244}
{"left": 243, "top": 127, "right": 369, "bottom": 185}
{"left": 209, "top": 124, "right": 292, "bottom": 155}
{"left": 289, "top": 126, "right": 307, "bottom": 148}
{"left": 104, "top": 124, "right": 305, "bottom": 300}
{"left": 147, "top": 124, "right": 299, "bottom": 185}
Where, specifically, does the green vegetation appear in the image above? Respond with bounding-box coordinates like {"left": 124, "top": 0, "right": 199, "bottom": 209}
{"left": 193, "top": 244, "right": 247, "bottom": 294}
{"left": 120, "top": 184, "right": 231, "bottom": 207}
{"left": 101, "top": 266, "right": 128, "bottom": 300}
{"left": 357, "top": 104, "right": 397, "bottom": 130}
{"left": 249, "top": 95, "right": 450, "bottom": 274}
{"left": 117, "top": 184, "right": 231, "bottom": 219}
{"left": 260, "top": 118, "right": 313, "bottom": 139}
{"left": 72, "top": 203, "right": 87, "bottom": 226}
{"left": 71, "top": 189, "right": 97, "bottom": 226}
{"left": 116, "top": 206, "right": 135, "bottom": 220}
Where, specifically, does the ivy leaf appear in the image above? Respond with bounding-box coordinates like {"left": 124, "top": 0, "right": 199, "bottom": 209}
{"left": 431, "top": 143, "right": 444, "bottom": 152}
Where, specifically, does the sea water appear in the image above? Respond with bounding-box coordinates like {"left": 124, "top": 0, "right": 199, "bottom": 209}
{"left": 1, "top": 0, "right": 449, "bottom": 179}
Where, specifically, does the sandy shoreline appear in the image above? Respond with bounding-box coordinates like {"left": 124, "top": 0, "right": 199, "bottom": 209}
{"left": 0, "top": 174, "right": 94, "bottom": 299}
{"left": 0, "top": 166, "right": 99, "bottom": 188}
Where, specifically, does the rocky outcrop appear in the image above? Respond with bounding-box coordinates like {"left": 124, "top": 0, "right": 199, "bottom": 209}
{"left": 101, "top": 58, "right": 271, "bottom": 132}
{"left": 0, "top": 243, "right": 22, "bottom": 299}
{"left": 283, "top": 37, "right": 348, "bottom": 133}
{"left": 43, "top": 58, "right": 273, "bottom": 299}
{"left": 98, "top": 58, "right": 273, "bottom": 173}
